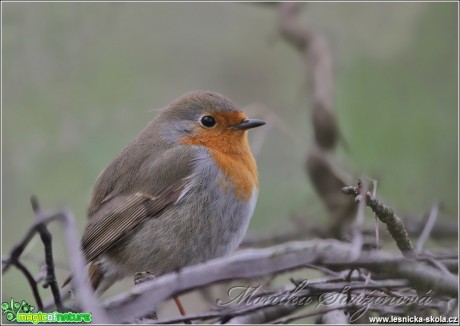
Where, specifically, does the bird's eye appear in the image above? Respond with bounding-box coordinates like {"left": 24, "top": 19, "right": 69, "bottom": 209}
{"left": 200, "top": 115, "right": 216, "bottom": 128}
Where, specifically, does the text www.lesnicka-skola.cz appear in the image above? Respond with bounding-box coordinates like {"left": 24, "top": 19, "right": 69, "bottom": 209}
{"left": 369, "top": 315, "right": 458, "bottom": 324}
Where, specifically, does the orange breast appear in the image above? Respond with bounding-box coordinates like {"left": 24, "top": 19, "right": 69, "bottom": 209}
{"left": 180, "top": 112, "right": 258, "bottom": 200}
{"left": 210, "top": 145, "right": 258, "bottom": 200}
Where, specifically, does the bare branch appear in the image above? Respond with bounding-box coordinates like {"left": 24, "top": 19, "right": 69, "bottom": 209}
{"left": 279, "top": 2, "right": 338, "bottom": 150}
{"left": 278, "top": 2, "right": 357, "bottom": 239}
{"left": 104, "top": 240, "right": 457, "bottom": 323}
{"left": 150, "top": 279, "right": 409, "bottom": 324}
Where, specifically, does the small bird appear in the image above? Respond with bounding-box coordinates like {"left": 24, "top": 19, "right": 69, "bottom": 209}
{"left": 72, "top": 91, "right": 265, "bottom": 295}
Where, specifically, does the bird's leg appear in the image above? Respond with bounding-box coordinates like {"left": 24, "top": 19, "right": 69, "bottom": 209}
{"left": 135, "top": 271, "right": 189, "bottom": 321}
{"left": 173, "top": 295, "right": 187, "bottom": 316}
{"left": 173, "top": 295, "right": 191, "bottom": 324}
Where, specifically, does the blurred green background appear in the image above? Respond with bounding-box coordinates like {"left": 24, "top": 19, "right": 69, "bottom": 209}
{"left": 2, "top": 2, "right": 458, "bottom": 319}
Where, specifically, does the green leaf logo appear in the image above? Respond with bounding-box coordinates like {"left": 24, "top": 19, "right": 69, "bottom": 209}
{"left": 6, "top": 312, "right": 14, "bottom": 321}
{"left": 1, "top": 302, "right": 9, "bottom": 313}
{"left": 2, "top": 298, "right": 34, "bottom": 322}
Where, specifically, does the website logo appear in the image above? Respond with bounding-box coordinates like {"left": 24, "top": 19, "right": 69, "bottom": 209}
{"left": 2, "top": 298, "right": 92, "bottom": 324}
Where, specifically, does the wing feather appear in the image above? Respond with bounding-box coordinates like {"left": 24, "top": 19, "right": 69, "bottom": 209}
{"left": 82, "top": 176, "right": 191, "bottom": 263}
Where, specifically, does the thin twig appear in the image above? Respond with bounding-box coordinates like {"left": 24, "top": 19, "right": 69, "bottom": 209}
{"left": 342, "top": 182, "right": 416, "bottom": 258}
{"left": 403, "top": 215, "right": 457, "bottom": 239}
{"left": 350, "top": 178, "right": 366, "bottom": 260}
{"left": 416, "top": 203, "right": 439, "bottom": 254}
{"left": 14, "top": 260, "right": 44, "bottom": 310}
{"left": 424, "top": 257, "right": 455, "bottom": 277}
{"left": 31, "top": 196, "right": 64, "bottom": 311}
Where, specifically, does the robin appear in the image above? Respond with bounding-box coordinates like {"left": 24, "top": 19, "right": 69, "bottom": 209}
{"left": 65, "top": 91, "right": 265, "bottom": 299}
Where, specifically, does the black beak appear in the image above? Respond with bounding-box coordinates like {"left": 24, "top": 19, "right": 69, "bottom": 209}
{"left": 234, "top": 118, "right": 266, "bottom": 130}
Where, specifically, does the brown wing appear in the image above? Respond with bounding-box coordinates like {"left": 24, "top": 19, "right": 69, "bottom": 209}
{"left": 81, "top": 176, "right": 191, "bottom": 263}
